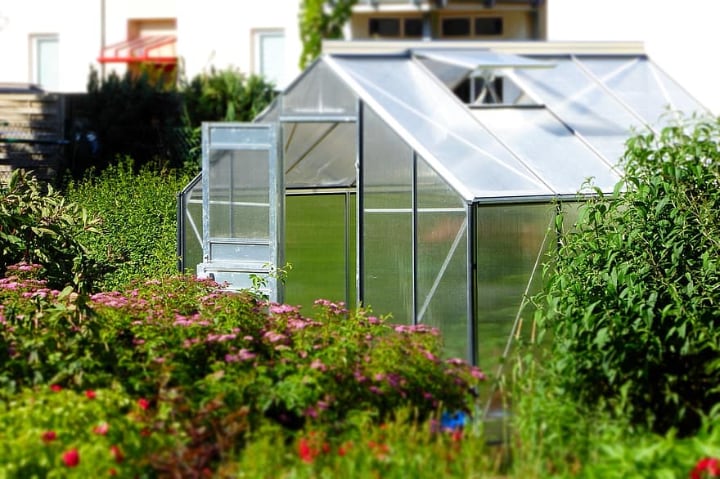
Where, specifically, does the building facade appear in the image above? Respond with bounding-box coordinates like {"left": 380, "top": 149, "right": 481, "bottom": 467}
{"left": 0, "top": 0, "right": 717, "bottom": 112}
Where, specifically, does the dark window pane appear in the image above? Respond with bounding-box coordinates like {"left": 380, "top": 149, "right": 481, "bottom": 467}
{"left": 404, "top": 18, "right": 424, "bottom": 37}
{"left": 369, "top": 18, "right": 401, "bottom": 37}
{"left": 475, "top": 17, "right": 503, "bottom": 35}
{"left": 442, "top": 18, "right": 471, "bottom": 37}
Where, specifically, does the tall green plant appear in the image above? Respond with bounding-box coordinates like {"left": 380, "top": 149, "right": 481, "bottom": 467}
{"left": 533, "top": 115, "right": 720, "bottom": 436}
{"left": 299, "top": 0, "right": 356, "bottom": 69}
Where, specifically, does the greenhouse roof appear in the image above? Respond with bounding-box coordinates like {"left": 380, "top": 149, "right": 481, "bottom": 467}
{"left": 279, "top": 42, "right": 709, "bottom": 203}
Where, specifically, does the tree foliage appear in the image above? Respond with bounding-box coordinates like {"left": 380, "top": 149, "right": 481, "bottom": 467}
{"left": 534, "top": 115, "right": 720, "bottom": 436}
{"left": 299, "top": 0, "right": 356, "bottom": 69}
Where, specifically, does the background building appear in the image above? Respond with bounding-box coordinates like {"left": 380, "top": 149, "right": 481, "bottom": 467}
{"left": 0, "top": 0, "right": 717, "bottom": 112}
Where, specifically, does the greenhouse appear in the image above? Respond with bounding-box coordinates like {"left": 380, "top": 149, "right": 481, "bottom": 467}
{"left": 178, "top": 41, "right": 708, "bottom": 371}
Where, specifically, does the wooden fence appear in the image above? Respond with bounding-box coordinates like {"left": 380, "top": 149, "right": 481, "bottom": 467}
{"left": 0, "top": 93, "right": 66, "bottom": 182}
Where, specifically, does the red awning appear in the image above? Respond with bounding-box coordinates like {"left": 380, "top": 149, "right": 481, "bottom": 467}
{"left": 98, "top": 35, "right": 177, "bottom": 64}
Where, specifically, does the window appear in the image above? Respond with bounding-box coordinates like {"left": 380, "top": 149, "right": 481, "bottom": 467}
{"left": 404, "top": 18, "right": 424, "bottom": 38}
{"left": 475, "top": 17, "right": 503, "bottom": 35}
{"left": 442, "top": 18, "right": 471, "bottom": 37}
{"left": 368, "top": 17, "right": 424, "bottom": 38}
{"left": 369, "top": 18, "right": 401, "bottom": 37}
{"left": 253, "top": 30, "right": 285, "bottom": 88}
{"left": 440, "top": 16, "right": 505, "bottom": 38}
{"left": 31, "top": 34, "right": 59, "bottom": 90}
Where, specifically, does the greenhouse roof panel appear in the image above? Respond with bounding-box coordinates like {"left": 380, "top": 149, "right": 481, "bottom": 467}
{"left": 575, "top": 56, "right": 709, "bottom": 127}
{"left": 511, "top": 56, "right": 648, "bottom": 164}
{"left": 472, "top": 108, "right": 622, "bottom": 193}
{"left": 412, "top": 49, "right": 555, "bottom": 71}
{"left": 328, "top": 55, "right": 555, "bottom": 201}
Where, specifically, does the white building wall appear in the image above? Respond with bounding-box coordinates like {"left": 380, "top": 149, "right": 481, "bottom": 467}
{"left": 177, "top": 0, "right": 301, "bottom": 90}
{"left": 0, "top": 0, "right": 717, "bottom": 114}
{"left": 0, "top": 0, "right": 100, "bottom": 92}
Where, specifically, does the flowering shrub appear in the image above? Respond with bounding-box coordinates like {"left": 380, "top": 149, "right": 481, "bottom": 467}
{"left": 691, "top": 458, "right": 720, "bottom": 479}
{"left": 0, "top": 385, "right": 176, "bottom": 477}
{"left": 0, "top": 266, "right": 484, "bottom": 476}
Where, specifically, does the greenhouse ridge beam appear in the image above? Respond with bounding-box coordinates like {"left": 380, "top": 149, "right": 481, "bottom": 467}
{"left": 323, "top": 40, "right": 647, "bottom": 56}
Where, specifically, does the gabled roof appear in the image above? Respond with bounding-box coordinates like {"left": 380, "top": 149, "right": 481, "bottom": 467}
{"left": 278, "top": 42, "right": 709, "bottom": 202}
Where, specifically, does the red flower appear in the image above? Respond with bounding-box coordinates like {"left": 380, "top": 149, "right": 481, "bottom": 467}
{"left": 93, "top": 422, "right": 109, "bottom": 435}
{"left": 691, "top": 457, "right": 720, "bottom": 479}
{"left": 109, "top": 445, "right": 125, "bottom": 464}
{"left": 50, "top": 384, "right": 62, "bottom": 392}
{"left": 109, "top": 468, "right": 118, "bottom": 476}
{"left": 85, "top": 390, "right": 96, "bottom": 400}
{"left": 338, "top": 441, "right": 352, "bottom": 457}
{"left": 62, "top": 448, "right": 80, "bottom": 467}
{"left": 368, "top": 440, "right": 390, "bottom": 460}
{"left": 137, "top": 398, "right": 150, "bottom": 410}
{"left": 41, "top": 430, "right": 57, "bottom": 443}
{"left": 298, "top": 437, "right": 317, "bottom": 463}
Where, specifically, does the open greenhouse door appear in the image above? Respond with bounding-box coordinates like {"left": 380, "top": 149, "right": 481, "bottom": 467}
{"left": 196, "top": 123, "right": 284, "bottom": 302}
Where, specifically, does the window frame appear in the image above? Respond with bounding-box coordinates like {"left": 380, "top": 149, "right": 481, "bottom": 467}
{"left": 29, "top": 33, "right": 59, "bottom": 90}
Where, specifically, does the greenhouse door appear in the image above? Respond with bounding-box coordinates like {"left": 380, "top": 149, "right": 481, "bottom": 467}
{"left": 197, "top": 123, "right": 284, "bottom": 302}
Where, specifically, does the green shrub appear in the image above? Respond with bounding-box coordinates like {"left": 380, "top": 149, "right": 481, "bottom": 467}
{"left": 181, "top": 66, "right": 277, "bottom": 125}
{"left": 0, "top": 170, "right": 102, "bottom": 291}
{"left": 533, "top": 116, "right": 720, "bottom": 436}
{"left": 63, "top": 158, "right": 194, "bottom": 291}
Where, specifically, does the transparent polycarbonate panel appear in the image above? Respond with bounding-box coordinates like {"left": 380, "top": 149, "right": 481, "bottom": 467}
{"left": 180, "top": 174, "right": 203, "bottom": 273}
{"left": 362, "top": 104, "right": 413, "bottom": 323}
{"left": 210, "top": 243, "right": 269, "bottom": 263}
{"left": 331, "top": 56, "right": 552, "bottom": 200}
{"left": 285, "top": 193, "right": 356, "bottom": 311}
{"left": 284, "top": 122, "right": 356, "bottom": 188}
{"left": 255, "top": 97, "right": 280, "bottom": 122}
{"left": 577, "top": 56, "right": 708, "bottom": 126}
{"left": 364, "top": 211, "right": 413, "bottom": 323}
{"left": 283, "top": 60, "right": 358, "bottom": 115}
{"left": 210, "top": 126, "right": 272, "bottom": 146}
{"left": 472, "top": 108, "right": 621, "bottom": 194}
{"left": 413, "top": 49, "right": 554, "bottom": 70}
{"left": 363, "top": 105, "right": 413, "bottom": 205}
{"left": 475, "top": 203, "right": 556, "bottom": 373}
{"left": 417, "top": 57, "right": 469, "bottom": 89}
{"left": 416, "top": 157, "right": 468, "bottom": 360}
{"left": 514, "top": 57, "right": 649, "bottom": 164}
{"left": 208, "top": 149, "right": 269, "bottom": 239}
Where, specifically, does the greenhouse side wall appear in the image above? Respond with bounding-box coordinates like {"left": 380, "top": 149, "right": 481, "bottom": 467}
{"left": 415, "top": 156, "right": 469, "bottom": 360}
{"left": 361, "top": 104, "right": 414, "bottom": 324}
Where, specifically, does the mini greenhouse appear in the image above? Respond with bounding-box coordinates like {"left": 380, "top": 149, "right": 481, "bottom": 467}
{"left": 178, "top": 41, "right": 708, "bottom": 372}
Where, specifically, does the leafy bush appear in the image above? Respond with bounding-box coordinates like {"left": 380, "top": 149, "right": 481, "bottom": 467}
{"left": 0, "top": 386, "right": 175, "bottom": 478}
{"left": 62, "top": 158, "right": 195, "bottom": 291}
{"left": 533, "top": 116, "right": 720, "bottom": 435}
{"left": 0, "top": 170, "right": 102, "bottom": 291}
